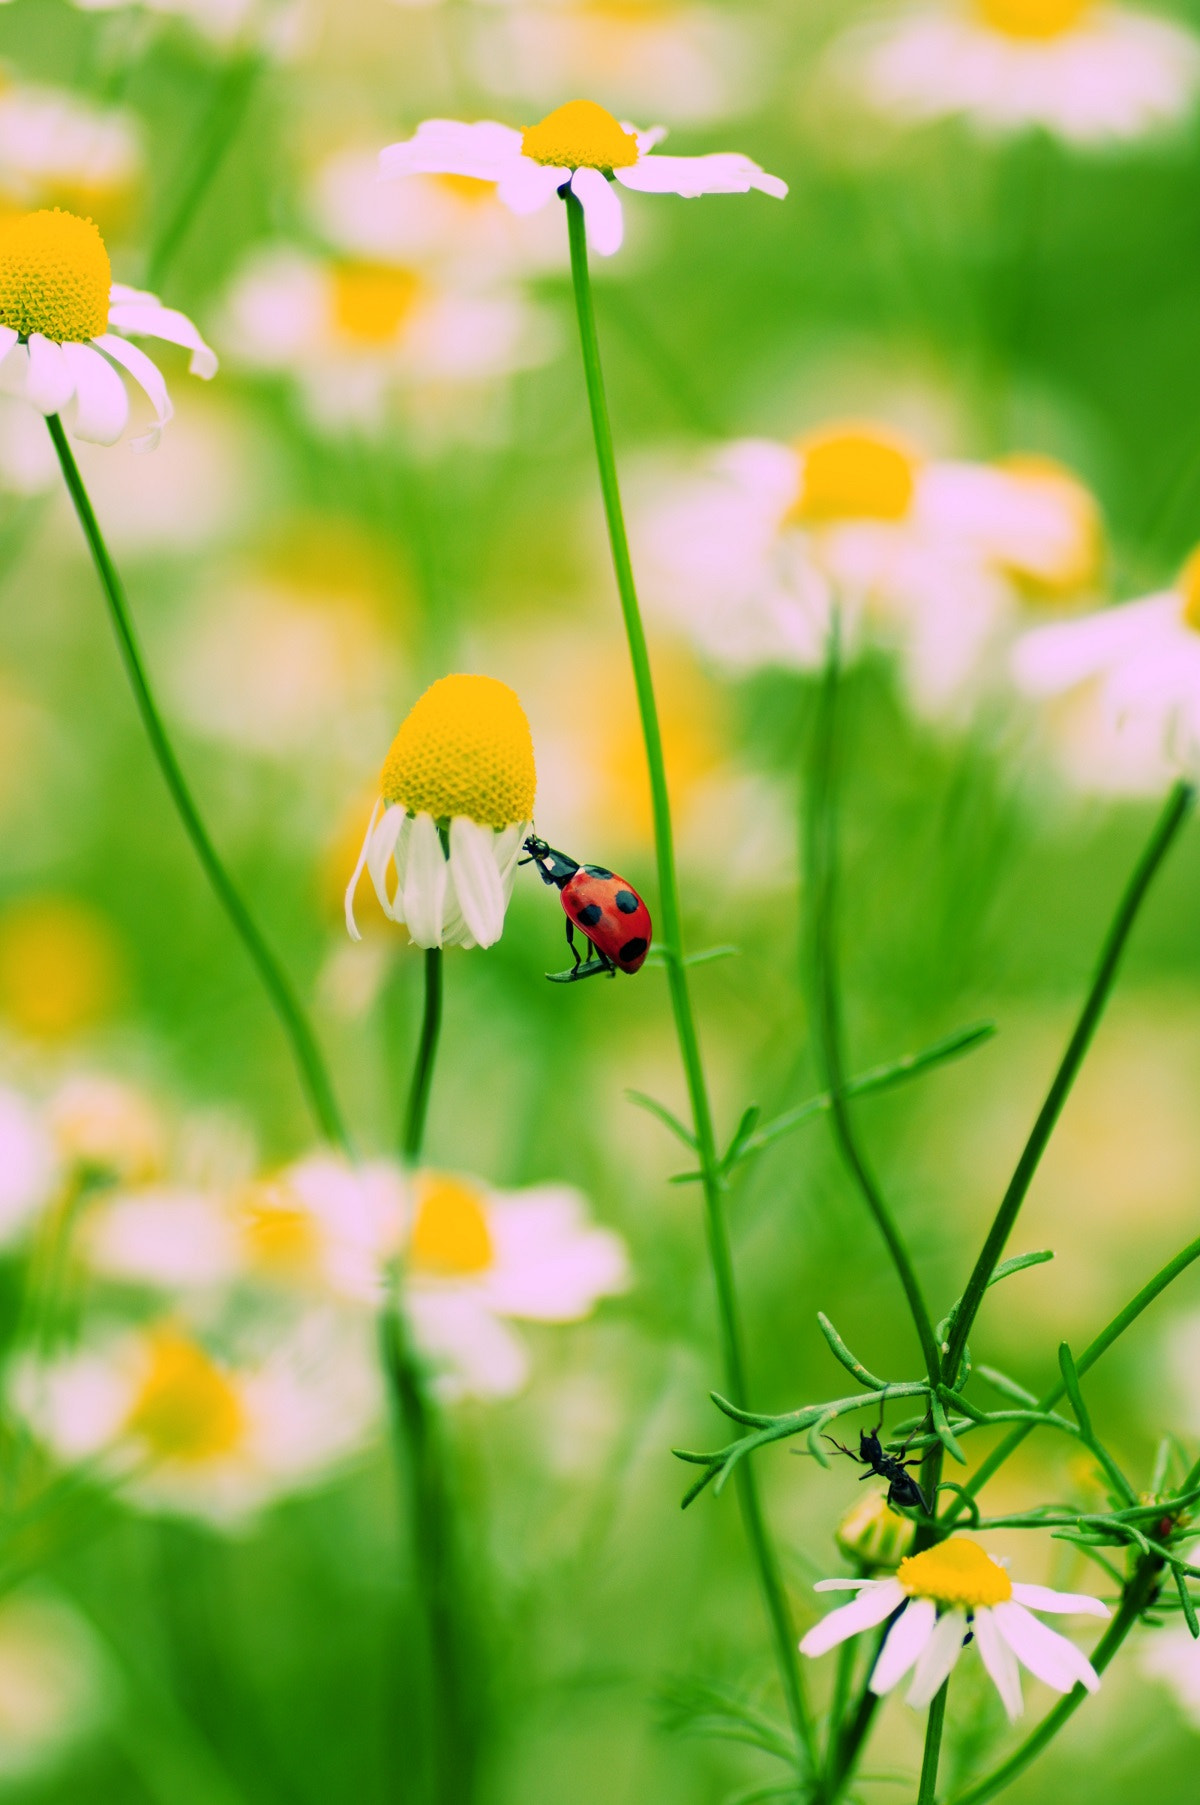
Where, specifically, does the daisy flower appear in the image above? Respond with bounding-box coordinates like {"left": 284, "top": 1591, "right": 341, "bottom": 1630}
{"left": 403, "top": 1169, "right": 629, "bottom": 1399}
{"left": 0, "top": 1085, "right": 59, "bottom": 1245}
{"left": 0, "top": 82, "right": 141, "bottom": 231}
{"left": 800, "top": 1537, "right": 1108, "bottom": 1719}
{"left": 346, "top": 673, "right": 537, "bottom": 952}
{"left": 45, "top": 1075, "right": 167, "bottom": 1186}
{"left": 1011, "top": 549, "right": 1200, "bottom": 793}
{"left": 67, "top": 0, "right": 301, "bottom": 55}
{"left": 0, "top": 210, "right": 216, "bottom": 450}
{"left": 0, "top": 896, "right": 122, "bottom": 1042}
{"left": 841, "top": 0, "right": 1200, "bottom": 145}
{"left": 379, "top": 98, "right": 786, "bottom": 258}
{"left": 1140, "top": 1623, "right": 1200, "bottom": 1727}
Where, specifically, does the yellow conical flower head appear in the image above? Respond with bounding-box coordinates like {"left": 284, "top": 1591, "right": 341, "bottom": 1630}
{"left": 522, "top": 100, "right": 639, "bottom": 171}
{"left": 978, "top": 0, "right": 1091, "bottom": 37}
{"left": 0, "top": 209, "right": 110, "bottom": 343}
{"left": 381, "top": 674, "right": 537, "bottom": 827}
{"left": 898, "top": 1538, "right": 1012, "bottom": 1608}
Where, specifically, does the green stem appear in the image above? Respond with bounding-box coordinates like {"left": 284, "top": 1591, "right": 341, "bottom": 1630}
{"left": 918, "top": 1680, "right": 949, "bottom": 1805}
{"left": 564, "top": 188, "right": 813, "bottom": 1769}
{"left": 47, "top": 414, "right": 348, "bottom": 1150}
{"left": 146, "top": 54, "right": 262, "bottom": 290}
{"left": 404, "top": 948, "right": 444, "bottom": 1159}
{"left": 806, "top": 631, "right": 940, "bottom": 1386}
{"left": 941, "top": 780, "right": 1194, "bottom": 1387}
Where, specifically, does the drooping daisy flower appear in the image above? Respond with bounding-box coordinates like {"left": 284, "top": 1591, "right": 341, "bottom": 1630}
{"left": 379, "top": 99, "right": 786, "bottom": 257}
{"left": 403, "top": 1169, "right": 629, "bottom": 1399}
{"left": 800, "top": 1538, "right": 1108, "bottom": 1719}
{"left": 1011, "top": 549, "right": 1200, "bottom": 793}
{"left": 839, "top": 0, "right": 1200, "bottom": 145}
{"left": 0, "top": 210, "right": 216, "bottom": 449}
{"left": 346, "top": 673, "right": 537, "bottom": 951}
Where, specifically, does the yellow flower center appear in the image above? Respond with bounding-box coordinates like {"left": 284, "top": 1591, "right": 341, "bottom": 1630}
{"left": 0, "top": 896, "right": 120, "bottom": 1041}
{"left": 409, "top": 1174, "right": 495, "bottom": 1276}
{"left": 897, "top": 1539, "right": 1012, "bottom": 1608}
{"left": 0, "top": 208, "right": 110, "bottom": 343}
{"left": 977, "top": 0, "right": 1092, "bottom": 39}
{"left": 1179, "top": 548, "right": 1200, "bottom": 633}
{"left": 995, "top": 453, "right": 1104, "bottom": 600}
{"left": 239, "top": 1180, "right": 321, "bottom": 1276}
{"left": 790, "top": 426, "right": 920, "bottom": 526}
{"left": 521, "top": 100, "right": 639, "bottom": 171}
{"left": 331, "top": 260, "right": 422, "bottom": 345}
{"left": 381, "top": 673, "right": 537, "bottom": 827}
{"left": 433, "top": 173, "right": 496, "bottom": 205}
{"left": 124, "top": 1331, "right": 245, "bottom": 1464}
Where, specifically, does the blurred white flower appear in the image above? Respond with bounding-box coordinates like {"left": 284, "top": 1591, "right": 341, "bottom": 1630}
{"left": 1011, "top": 554, "right": 1200, "bottom": 793}
{"left": 0, "top": 393, "right": 58, "bottom": 494}
{"left": 0, "top": 1591, "right": 109, "bottom": 1779}
{"left": 1141, "top": 1624, "right": 1200, "bottom": 1726}
{"left": 380, "top": 100, "right": 786, "bottom": 258}
{"left": 0, "top": 82, "right": 140, "bottom": 224}
{"left": 0, "top": 1085, "right": 59, "bottom": 1243}
{"left": 404, "top": 1169, "right": 629, "bottom": 1399}
{"left": 838, "top": 0, "right": 1200, "bottom": 144}
{"left": 19, "top": 1315, "right": 380, "bottom": 1524}
{"left": 636, "top": 425, "right": 1102, "bottom": 719}
{"left": 67, "top": 0, "right": 303, "bottom": 55}
{"left": 47, "top": 1076, "right": 167, "bottom": 1186}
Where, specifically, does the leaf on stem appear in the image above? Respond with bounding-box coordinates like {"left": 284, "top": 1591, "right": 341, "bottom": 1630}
{"left": 1057, "top": 1343, "right": 1092, "bottom": 1438}
{"left": 816, "top": 1311, "right": 889, "bottom": 1392}
{"left": 1173, "top": 1565, "right": 1200, "bottom": 1639}
{"left": 626, "top": 1089, "right": 698, "bottom": 1150}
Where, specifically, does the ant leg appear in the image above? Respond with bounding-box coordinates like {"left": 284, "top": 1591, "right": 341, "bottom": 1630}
{"left": 823, "top": 1436, "right": 862, "bottom": 1464}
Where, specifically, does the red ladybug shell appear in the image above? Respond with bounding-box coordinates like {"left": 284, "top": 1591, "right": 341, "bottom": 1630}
{"left": 560, "top": 865, "right": 652, "bottom": 973}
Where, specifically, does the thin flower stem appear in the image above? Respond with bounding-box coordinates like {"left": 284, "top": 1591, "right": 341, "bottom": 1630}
{"left": 941, "top": 779, "right": 1194, "bottom": 1385}
{"left": 146, "top": 53, "right": 262, "bottom": 290}
{"left": 404, "top": 948, "right": 444, "bottom": 1159}
{"left": 917, "top": 1680, "right": 949, "bottom": 1805}
{"left": 805, "top": 632, "right": 941, "bottom": 1387}
{"left": 47, "top": 414, "right": 349, "bottom": 1150}
{"left": 564, "top": 190, "right": 814, "bottom": 1769}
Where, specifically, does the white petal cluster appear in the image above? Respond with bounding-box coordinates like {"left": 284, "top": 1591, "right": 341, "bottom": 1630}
{"left": 346, "top": 804, "right": 528, "bottom": 950}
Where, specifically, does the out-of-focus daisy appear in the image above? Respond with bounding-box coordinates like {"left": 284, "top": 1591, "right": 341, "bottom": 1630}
{"left": 0, "top": 209, "right": 216, "bottom": 449}
{"left": 636, "top": 424, "right": 1102, "bottom": 718}
{"left": 46, "top": 1076, "right": 166, "bottom": 1186}
{"left": 1011, "top": 550, "right": 1200, "bottom": 793}
{"left": 0, "top": 83, "right": 141, "bottom": 236}
{"left": 840, "top": 0, "right": 1200, "bottom": 145}
{"left": 20, "top": 1315, "right": 380, "bottom": 1524}
{"left": 801, "top": 1537, "right": 1108, "bottom": 1719}
{"left": 0, "top": 1085, "right": 59, "bottom": 1244}
{"left": 346, "top": 674, "right": 537, "bottom": 951}
{"left": 1141, "top": 1623, "right": 1200, "bottom": 1727}
{"left": 221, "top": 242, "right": 543, "bottom": 437}
{"left": 0, "top": 897, "right": 123, "bottom": 1042}
{"left": 0, "top": 1590, "right": 109, "bottom": 1780}
{"left": 67, "top": 0, "right": 303, "bottom": 55}
{"left": 380, "top": 99, "right": 786, "bottom": 257}
{"left": 404, "top": 1169, "right": 629, "bottom": 1398}
{"left": 467, "top": 1, "right": 755, "bottom": 127}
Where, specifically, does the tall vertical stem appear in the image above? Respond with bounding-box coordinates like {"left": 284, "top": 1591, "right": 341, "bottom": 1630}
{"left": 917, "top": 1680, "right": 949, "bottom": 1805}
{"left": 404, "top": 948, "right": 444, "bottom": 1158}
{"left": 565, "top": 189, "right": 813, "bottom": 1768}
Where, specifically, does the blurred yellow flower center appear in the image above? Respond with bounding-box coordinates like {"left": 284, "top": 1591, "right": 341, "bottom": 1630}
{"left": 0, "top": 897, "right": 120, "bottom": 1041}
{"left": 0, "top": 208, "right": 110, "bottom": 342}
{"left": 381, "top": 673, "right": 537, "bottom": 827}
{"left": 410, "top": 1175, "right": 494, "bottom": 1275}
{"left": 522, "top": 100, "right": 639, "bottom": 171}
{"left": 125, "top": 1332, "right": 245, "bottom": 1464}
{"left": 898, "top": 1539, "right": 1012, "bottom": 1607}
{"left": 994, "top": 454, "right": 1103, "bottom": 599}
{"left": 332, "top": 261, "right": 421, "bottom": 344}
{"left": 1180, "top": 549, "right": 1200, "bottom": 632}
{"left": 240, "top": 1181, "right": 320, "bottom": 1275}
{"left": 791, "top": 428, "right": 919, "bottom": 525}
{"left": 434, "top": 173, "right": 495, "bottom": 204}
{"left": 977, "top": 0, "right": 1091, "bottom": 38}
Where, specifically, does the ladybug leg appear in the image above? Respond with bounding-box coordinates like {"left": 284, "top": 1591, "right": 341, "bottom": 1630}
{"left": 564, "top": 918, "right": 583, "bottom": 971}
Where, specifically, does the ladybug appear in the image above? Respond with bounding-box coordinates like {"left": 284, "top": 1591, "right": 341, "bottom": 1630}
{"left": 521, "top": 836, "right": 652, "bottom": 982}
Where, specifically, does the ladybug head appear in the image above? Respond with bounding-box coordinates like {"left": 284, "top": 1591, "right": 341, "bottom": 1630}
{"left": 520, "top": 835, "right": 579, "bottom": 888}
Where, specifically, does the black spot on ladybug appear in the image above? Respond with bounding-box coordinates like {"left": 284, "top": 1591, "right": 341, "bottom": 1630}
{"left": 619, "top": 937, "right": 648, "bottom": 964}
{"left": 584, "top": 865, "right": 612, "bottom": 879}
{"left": 577, "top": 903, "right": 603, "bottom": 927}
{"left": 615, "top": 889, "right": 639, "bottom": 913}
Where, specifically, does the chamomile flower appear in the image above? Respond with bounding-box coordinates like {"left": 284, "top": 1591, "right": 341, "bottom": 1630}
{"left": 0, "top": 83, "right": 141, "bottom": 231}
{"left": 46, "top": 1075, "right": 166, "bottom": 1186}
{"left": 0, "top": 1085, "right": 59, "bottom": 1244}
{"left": 403, "top": 1169, "right": 629, "bottom": 1399}
{"left": 380, "top": 98, "right": 786, "bottom": 257}
{"left": 346, "top": 674, "right": 537, "bottom": 952}
{"left": 1011, "top": 550, "right": 1200, "bottom": 793}
{"left": 841, "top": 0, "right": 1200, "bottom": 145}
{"left": 0, "top": 209, "right": 216, "bottom": 449}
{"left": 67, "top": 0, "right": 302, "bottom": 55}
{"left": 800, "top": 1538, "right": 1108, "bottom": 1720}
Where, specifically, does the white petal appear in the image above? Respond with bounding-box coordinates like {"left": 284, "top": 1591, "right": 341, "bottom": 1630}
{"left": 0, "top": 327, "right": 17, "bottom": 362}
{"left": 1009, "top": 1583, "right": 1111, "bottom": 1619}
{"left": 496, "top": 156, "right": 567, "bottom": 215}
{"left": 633, "top": 124, "right": 669, "bottom": 152}
{"left": 991, "top": 1601, "right": 1101, "bottom": 1695}
{"left": 616, "top": 151, "right": 788, "bottom": 199}
{"left": 906, "top": 1607, "right": 968, "bottom": 1709}
{"left": 105, "top": 300, "right": 217, "bottom": 379}
{"left": 974, "top": 1609, "right": 1024, "bottom": 1722}
{"left": 870, "top": 1598, "right": 937, "bottom": 1694}
{"left": 571, "top": 166, "right": 624, "bottom": 256}
{"left": 449, "top": 816, "right": 507, "bottom": 948}
{"left": 400, "top": 812, "right": 448, "bottom": 949}
{"left": 92, "top": 334, "right": 173, "bottom": 450}
{"left": 814, "top": 1578, "right": 878, "bottom": 1593}
{"left": 367, "top": 805, "right": 407, "bottom": 921}
{"left": 800, "top": 1578, "right": 905, "bottom": 1659}
{"left": 61, "top": 342, "right": 128, "bottom": 445}
{"left": 379, "top": 119, "right": 524, "bottom": 183}
{"left": 25, "top": 334, "right": 76, "bottom": 414}
{"left": 344, "top": 798, "right": 382, "bottom": 941}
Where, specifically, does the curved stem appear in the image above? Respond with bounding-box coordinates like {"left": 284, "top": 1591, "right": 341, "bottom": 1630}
{"left": 942, "top": 780, "right": 1193, "bottom": 1383}
{"left": 918, "top": 1681, "right": 949, "bottom": 1805}
{"left": 146, "top": 54, "right": 262, "bottom": 290}
{"left": 47, "top": 414, "right": 349, "bottom": 1150}
{"left": 404, "top": 949, "right": 444, "bottom": 1159}
{"left": 565, "top": 190, "right": 813, "bottom": 1769}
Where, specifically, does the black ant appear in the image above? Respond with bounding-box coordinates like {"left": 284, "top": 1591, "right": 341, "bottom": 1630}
{"left": 824, "top": 1418, "right": 930, "bottom": 1515}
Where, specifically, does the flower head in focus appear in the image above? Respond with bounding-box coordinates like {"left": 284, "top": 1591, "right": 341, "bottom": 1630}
{"left": 801, "top": 1538, "right": 1109, "bottom": 1719}
{"left": 404, "top": 1169, "right": 629, "bottom": 1399}
{"left": 346, "top": 674, "right": 537, "bottom": 951}
{"left": 380, "top": 98, "right": 786, "bottom": 256}
{"left": 838, "top": 0, "right": 1200, "bottom": 145}
{"left": 0, "top": 209, "right": 216, "bottom": 448}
